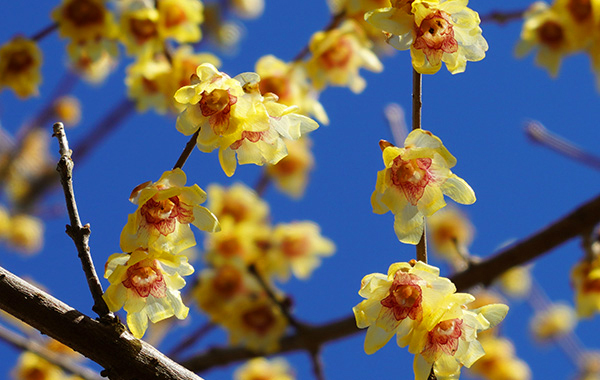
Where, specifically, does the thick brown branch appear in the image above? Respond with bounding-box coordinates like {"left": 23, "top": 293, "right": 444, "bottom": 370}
{"left": 0, "top": 266, "right": 203, "bottom": 380}
{"left": 52, "top": 122, "right": 111, "bottom": 319}
{"left": 182, "top": 193, "right": 600, "bottom": 372}
{"left": 0, "top": 323, "right": 103, "bottom": 380}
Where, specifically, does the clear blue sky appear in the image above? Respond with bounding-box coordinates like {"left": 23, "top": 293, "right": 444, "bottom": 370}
{"left": 1, "top": 1, "right": 599, "bottom": 379}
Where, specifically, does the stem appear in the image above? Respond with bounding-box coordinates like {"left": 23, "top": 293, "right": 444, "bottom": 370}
{"left": 254, "top": 170, "right": 270, "bottom": 197}
{"left": 31, "top": 22, "right": 59, "bottom": 41}
{"left": 0, "top": 323, "right": 104, "bottom": 380}
{"left": 412, "top": 69, "right": 427, "bottom": 264}
{"left": 525, "top": 121, "right": 600, "bottom": 171}
{"left": 52, "top": 122, "right": 112, "bottom": 319}
{"left": 480, "top": 9, "right": 527, "bottom": 24}
{"left": 173, "top": 129, "right": 200, "bottom": 170}
{"left": 168, "top": 322, "right": 215, "bottom": 359}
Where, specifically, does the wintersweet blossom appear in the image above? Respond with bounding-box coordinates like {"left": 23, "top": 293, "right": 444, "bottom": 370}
{"left": 207, "top": 183, "right": 270, "bottom": 225}
{"left": 119, "top": 2, "right": 161, "bottom": 56}
{"left": 411, "top": 294, "right": 508, "bottom": 380}
{"left": 264, "top": 221, "right": 335, "bottom": 281}
{"left": 371, "top": 130, "right": 475, "bottom": 245}
{"left": 468, "top": 336, "right": 532, "bottom": 380}
{"left": 427, "top": 206, "right": 474, "bottom": 267}
{"left": 103, "top": 248, "right": 194, "bottom": 338}
{"left": 12, "top": 351, "right": 63, "bottom": 380}
{"left": 234, "top": 357, "right": 295, "bottom": 380}
{"left": 366, "top": 0, "right": 488, "bottom": 74}
{"left": 266, "top": 137, "right": 315, "bottom": 199}
{"left": 6, "top": 214, "right": 44, "bottom": 254}
{"left": 530, "top": 303, "right": 577, "bottom": 341}
{"left": 306, "top": 19, "right": 383, "bottom": 93}
{"left": 515, "top": 2, "right": 574, "bottom": 77}
{"left": 572, "top": 256, "right": 600, "bottom": 317}
{"left": 0, "top": 37, "right": 42, "bottom": 98}
{"left": 120, "top": 168, "right": 220, "bottom": 254}
{"left": 156, "top": 0, "right": 203, "bottom": 44}
{"left": 353, "top": 261, "right": 456, "bottom": 355}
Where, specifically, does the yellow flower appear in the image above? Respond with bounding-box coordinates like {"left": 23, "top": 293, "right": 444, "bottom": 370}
{"left": 306, "top": 19, "right": 383, "bottom": 93}
{"left": 120, "top": 168, "right": 220, "bottom": 254}
{"left": 7, "top": 214, "right": 44, "bottom": 254}
{"left": 0, "top": 37, "right": 42, "bottom": 98}
{"left": 69, "top": 48, "right": 117, "bottom": 84}
{"left": 12, "top": 351, "right": 64, "bottom": 380}
{"left": 221, "top": 294, "right": 288, "bottom": 352}
{"left": 157, "top": 0, "right": 203, "bottom": 44}
{"left": 353, "top": 261, "right": 457, "bottom": 355}
{"left": 366, "top": 0, "right": 488, "bottom": 74}
{"left": 371, "top": 130, "right": 475, "bottom": 245}
{"left": 468, "top": 336, "right": 532, "bottom": 380}
{"left": 204, "top": 217, "right": 268, "bottom": 266}
{"left": 264, "top": 221, "right": 335, "bottom": 281}
{"left": 266, "top": 137, "right": 315, "bottom": 199}
{"left": 515, "top": 2, "right": 576, "bottom": 77}
{"left": 572, "top": 256, "right": 600, "bottom": 317}
{"left": 103, "top": 248, "right": 194, "bottom": 338}
{"left": 255, "top": 55, "right": 329, "bottom": 125}
{"left": 234, "top": 357, "right": 295, "bottom": 380}
{"left": 119, "top": 2, "right": 161, "bottom": 56}
{"left": 52, "top": 0, "right": 119, "bottom": 61}
{"left": 530, "top": 302, "right": 577, "bottom": 341}
{"left": 53, "top": 95, "right": 82, "bottom": 127}
{"left": 412, "top": 293, "right": 508, "bottom": 380}
{"left": 193, "top": 261, "right": 259, "bottom": 320}
{"left": 207, "top": 182, "right": 270, "bottom": 225}
{"left": 175, "top": 63, "right": 255, "bottom": 153}
{"left": 126, "top": 54, "right": 172, "bottom": 113}
{"left": 0, "top": 205, "right": 9, "bottom": 240}
{"left": 498, "top": 265, "right": 533, "bottom": 299}
{"left": 427, "top": 206, "right": 474, "bottom": 267}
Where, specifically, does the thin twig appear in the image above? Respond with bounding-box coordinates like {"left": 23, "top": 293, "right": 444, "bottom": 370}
{"left": 248, "top": 264, "right": 306, "bottom": 331}
{"left": 254, "top": 170, "right": 270, "bottom": 197}
{"left": 182, "top": 193, "right": 600, "bottom": 372}
{"left": 173, "top": 129, "right": 201, "bottom": 170}
{"left": 412, "top": 69, "right": 427, "bottom": 264}
{"left": 31, "top": 22, "right": 59, "bottom": 41}
{"left": 525, "top": 121, "right": 600, "bottom": 171}
{"left": 480, "top": 9, "right": 527, "bottom": 24}
{"left": 0, "top": 323, "right": 104, "bottom": 380}
{"left": 309, "top": 348, "right": 326, "bottom": 380}
{"left": 52, "top": 122, "right": 112, "bottom": 320}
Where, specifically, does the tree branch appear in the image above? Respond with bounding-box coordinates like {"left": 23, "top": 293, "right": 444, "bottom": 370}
{"left": 0, "top": 266, "right": 204, "bottom": 380}
{"left": 181, "top": 193, "right": 600, "bottom": 372}
{"left": 52, "top": 122, "right": 111, "bottom": 319}
{"left": 0, "top": 323, "right": 104, "bottom": 380}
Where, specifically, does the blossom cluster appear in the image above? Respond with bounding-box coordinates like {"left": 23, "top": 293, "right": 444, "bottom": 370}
{"left": 103, "top": 169, "right": 220, "bottom": 338}
{"left": 515, "top": 0, "right": 600, "bottom": 82}
{"left": 364, "top": 0, "right": 488, "bottom": 74}
{"left": 175, "top": 63, "right": 320, "bottom": 177}
{"left": 353, "top": 260, "right": 508, "bottom": 379}
{"left": 192, "top": 183, "right": 335, "bottom": 352}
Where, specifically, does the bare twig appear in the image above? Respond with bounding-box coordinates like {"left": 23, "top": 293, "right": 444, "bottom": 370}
{"left": 525, "top": 121, "right": 600, "bottom": 171}
{"left": 31, "top": 22, "right": 59, "bottom": 41}
{"left": 0, "top": 323, "right": 104, "bottom": 380}
{"left": 480, "top": 9, "right": 526, "bottom": 25}
{"left": 168, "top": 322, "right": 216, "bottom": 359}
{"left": 182, "top": 193, "right": 600, "bottom": 372}
{"left": 254, "top": 170, "right": 270, "bottom": 197}
{"left": 173, "top": 129, "right": 201, "bottom": 170}
{"left": 52, "top": 122, "right": 111, "bottom": 319}
{"left": 0, "top": 266, "right": 204, "bottom": 380}
{"left": 309, "top": 348, "right": 326, "bottom": 380}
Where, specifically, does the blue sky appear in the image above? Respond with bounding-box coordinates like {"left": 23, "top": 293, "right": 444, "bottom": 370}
{"left": 1, "top": 1, "right": 600, "bottom": 379}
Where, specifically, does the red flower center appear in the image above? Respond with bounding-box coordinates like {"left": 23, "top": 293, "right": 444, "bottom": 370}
{"left": 162, "top": 4, "right": 187, "bottom": 28}
{"left": 6, "top": 50, "right": 33, "bottom": 73}
{"left": 242, "top": 305, "right": 276, "bottom": 335}
{"left": 212, "top": 265, "right": 242, "bottom": 298}
{"left": 259, "top": 76, "right": 291, "bottom": 103}
{"left": 280, "top": 235, "right": 310, "bottom": 258}
{"left": 391, "top": 156, "right": 433, "bottom": 206}
{"left": 199, "top": 89, "right": 237, "bottom": 135}
{"left": 64, "top": 0, "right": 105, "bottom": 27}
{"left": 140, "top": 195, "right": 194, "bottom": 236}
{"left": 538, "top": 20, "right": 565, "bottom": 49}
{"left": 320, "top": 37, "right": 353, "bottom": 69}
{"left": 129, "top": 18, "right": 158, "bottom": 44}
{"left": 413, "top": 11, "right": 458, "bottom": 65}
{"left": 424, "top": 318, "right": 463, "bottom": 358}
{"left": 380, "top": 272, "right": 423, "bottom": 321}
{"left": 568, "top": 0, "right": 592, "bottom": 22}
{"left": 122, "top": 259, "right": 166, "bottom": 298}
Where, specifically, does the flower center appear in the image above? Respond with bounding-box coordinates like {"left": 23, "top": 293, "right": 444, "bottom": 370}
{"left": 122, "top": 259, "right": 166, "bottom": 298}
{"left": 271, "top": 155, "right": 302, "bottom": 176}
{"left": 380, "top": 272, "right": 423, "bottom": 321}
{"left": 217, "top": 236, "right": 243, "bottom": 257}
{"left": 220, "top": 199, "right": 248, "bottom": 223}
{"left": 280, "top": 235, "right": 310, "bottom": 258}
{"left": 242, "top": 305, "right": 276, "bottom": 335}
{"left": 413, "top": 11, "right": 458, "bottom": 64}
{"left": 568, "top": 0, "right": 592, "bottom": 22}
{"left": 230, "top": 131, "right": 266, "bottom": 150}
{"left": 259, "top": 76, "right": 291, "bottom": 102}
{"left": 140, "top": 195, "right": 194, "bottom": 236}
{"left": 212, "top": 265, "right": 242, "bottom": 298}
{"left": 64, "top": 0, "right": 105, "bottom": 27}
{"left": 320, "top": 37, "right": 353, "bottom": 69}
{"left": 391, "top": 156, "right": 432, "bottom": 206}
{"left": 538, "top": 20, "right": 565, "bottom": 48}
{"left": 425, "top": 318, "right": 463, "bottom": 357}
{"left": 129, "top": 18, "right": 158, "bottom": 43}
{"left": 7, "top": 50, "right": 33, "bottom": 73}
